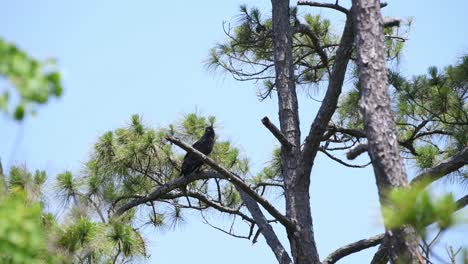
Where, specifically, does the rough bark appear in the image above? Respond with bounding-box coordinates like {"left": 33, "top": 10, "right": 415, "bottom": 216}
{"left": 352, "top": 0, "right": 422, "bottom": 263}
{"left": 271, "top": 0, "right": 320, "bottom": 263}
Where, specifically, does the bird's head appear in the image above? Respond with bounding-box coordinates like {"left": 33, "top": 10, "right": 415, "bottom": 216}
{"left": 204, "top": 126, "right": 215, "bottom": 137}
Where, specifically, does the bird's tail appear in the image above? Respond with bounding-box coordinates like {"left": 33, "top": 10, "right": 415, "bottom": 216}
{"left": 181, "top": 185, "right": 192, "bottom": 207}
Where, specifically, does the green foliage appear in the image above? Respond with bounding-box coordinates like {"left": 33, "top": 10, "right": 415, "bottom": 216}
{"left": 337, "top": 89, "right": 363, "bottom": 129}
{"left": 56, "top": 171, "right": 79, "bottom": 204}
{"left": 0, "top": 163, "right": 147, "bottom": 264}
{"left": 415, "top": 145, "right": 439, "bottom": 168}
{"left": 0, "top": 38, "right": 62, "bottom": 120}
{"left": 382, "top": 184, "right": 458, "bottom": 236}
{"left": 108, "top": 220, "right": 145, "bottom": 256}
{"left": 336, "top": 57, "right": 467, "bottom": 182}
{"left": 0, "top": 192, "right": 46, "bottom": 264}
{"left": 252, "top": 148, "right": 282, "bottom": 186}
{"left": 44, "top": 112, "right": 253, "bottom": 261}
{"left": 208, "top": 6, "right": 336, "bottom": 97}
{"left": 182, "top": 113, "right": 209, "bottom": 138}
{"left": 209, "top": 5, "right": 407, "bottom": 99}
{"left": 58, "top": 217, "right": 99, "bottom": 253}
{"left": 7, "top": 166, "right": 45, "bottom": 202}
{"left": 0, "top": 167, "right": 63, "bottom": 264}
{"left": 222, "top": 184, "right": 241, "bottom": 207}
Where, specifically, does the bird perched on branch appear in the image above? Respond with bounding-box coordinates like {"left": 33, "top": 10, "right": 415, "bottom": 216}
{"left": 180, "top": 126, "right": 215, "bottom": 176}
{"left": 179, "top": 126, "right": 215, "bottom": 207}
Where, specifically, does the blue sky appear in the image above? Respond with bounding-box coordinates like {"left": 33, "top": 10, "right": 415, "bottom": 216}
{"left": 1, "top": 0, "right": 467, "bottom": 263}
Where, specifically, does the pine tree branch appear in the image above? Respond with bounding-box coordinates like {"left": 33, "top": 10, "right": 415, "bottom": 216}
{"left": 237, "top": 188, "right": 293, "bottom": 264}
{"left": 383, "top": 17, "right": 401, "bottom": 28}
{"left": 301, "top": 15, "right": 355, "bottom": 179}
{"left": 261, "top": 116, "right": 294, "bottom": 150}
{"left": 165, "top": 136, "right": 295, "bottom": 230}
{"left": 156, "top": 173, "right": 292, "bottom": 263}
{"left": 160, "top": 190, "right": 256, "bottom": 223}
{"left": 346, "top": 143, "right": 369, "bottom": 160}
{"left": 297, "top": 1, "right": 349, "bottom": 15}
{"left": 370, "top": 241, "right": 389, "bottom": 264}
{"left": 322, "top": 234, "right": 385, "bottom": 264}
{"left": 113, "top": 171, "right": 221, "bottom": 216}
{"left": 293, "top": 23, "right": 330, "bottom": 68}
{"left": 411, "top": 147, "right": 468, "bottom": 185}
{"left": 328, "top": 194, "right": 468, "bottom": 263}
{"left": 200, "top": 213, "right": 253, "bottom": 240}
{"left": 332, "top": 126, "right": 366, "bottom": 138}
{"left": 456, "top": 194, "right": 468, "bottom": 209}
{"left": 319, "top": 147, "right": 370, "bottom": 168}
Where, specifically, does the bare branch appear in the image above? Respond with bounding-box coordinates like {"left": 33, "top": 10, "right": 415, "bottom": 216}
{"left": 186, "top": 191, "right": 254, "bottom": 222}
{"left": 262, "top": 116, "right": 295, "bottom": 150}
{"left": 333, "top": 126, "right": 366, "bottom": 138}
{"left": 113, "top": 171, "right": 221, "bottom": 216}
{"left": 297, "top": 1, "right": 349, "bottom": 15}
{"left": 383, "top": 17, "right": 401, "bottom": 28}
{"left": 84, "top": 195, "right": 106, "bottom": 223}
{"left": 165, "top": 136, "right": 295, "bottom": 230}
{"left": 237, "top": 188, "right": 293, "bottom": 264}
{"left": 293, "top": 23, "right": 330, "bottom": 68}
{"left": 319, "top": 147, "right": 370, "bottom": 168}
{"left": 456, "top": 194, "right": 468, "bottom": 209}
{"left": 301, "top": 15, "right": 355, "bottom": 179}
{"left": 322, "top": 234, "right": 385, "bottom": 264}
{"left": 200, "top": 213, "right": 252, "bottom": 240}
{"left": 411, "top": 147, "right": 468, "bottom": 185}
{"left": 370, "top": 241, "right": 389, "bottom": 264}
{"left": 346, "top": 143, "right": 369, "bottom": 160}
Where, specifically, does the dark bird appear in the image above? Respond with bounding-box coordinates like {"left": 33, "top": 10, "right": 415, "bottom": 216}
{"left": 180, "top": 126, "right": 215, "bottom": 177}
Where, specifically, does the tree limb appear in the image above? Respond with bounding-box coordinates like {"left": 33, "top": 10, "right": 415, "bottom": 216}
{"left": 297, "top": 1, "right": 349, "bottom": 15}
{"left": 238, "top": 188, "right": 293, "bottom": 264}
{"left": 161, "top": 190, "right": 256, "bottom": 223}
{"left": 411, "top": 147, "right": 468, "bottom": 185}
{"left": 332, "top": 126, "right": 366, "bottom": 138}
{"left": 329, "top": 194, "right": 468, "bottom": 263}
{"left": 113, "top": 171, "right": 220, "bottom": 216}
{"left": 293, "top": 23, "right": 330, "bottom": 68}
{"left": 200, "top": 213, "right": 253, "bottom": 240}
{"left": 322, "top": 234, "right": 385, "bottom": 264}
{"left": 261, "top": 116, "right": 294, "bottom": 150}
{"left": 456, "top": 194, "right": 468, "bottom": 209}
{"left": 165, "top": 136, "right": 295, "bottom": 230}
{"left": 187, "top": 192, "right": 254, "bottom": 222}
{"left": 319, "top": 147, "right": 370, "bottom": 168}
{"left": 301, "top": 15, "right": 355, "bottom": 179}
{"left": 346, "top": 143, "right": 369, "bottom": 160}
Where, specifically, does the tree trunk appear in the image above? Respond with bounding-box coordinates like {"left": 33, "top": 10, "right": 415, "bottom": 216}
{"left": 351, "top": 0, "right": 421, "bottom": 263}
{"left": 270, "top": 0, "right": 320, "bottom": 263}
